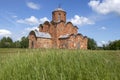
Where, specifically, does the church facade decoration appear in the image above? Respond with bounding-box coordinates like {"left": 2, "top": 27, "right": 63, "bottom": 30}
{"left": 29, "top": 8, "right": 88, "bottom": 49}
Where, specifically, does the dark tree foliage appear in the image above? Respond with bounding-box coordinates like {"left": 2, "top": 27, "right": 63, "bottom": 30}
{"left": 0, "top": 37, "right": 13, "bottom": 48}
{"left": 106, "top": 40, "right": 120, "bottom": 50}
{"left": 87, "top": 38, "right": 97, "bottom": 50}
{"left": 20, "top": 36, "right": 29, "bottom": 48}
{"left": 13, "top": 41, "right": 21, "bottom": 48}
{"left": 0, "top": 36, "right": 29, "bottom": 48}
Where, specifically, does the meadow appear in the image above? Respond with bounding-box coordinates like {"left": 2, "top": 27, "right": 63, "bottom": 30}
{"left": 0, "top": 48, "right": 120, "bottom": 80}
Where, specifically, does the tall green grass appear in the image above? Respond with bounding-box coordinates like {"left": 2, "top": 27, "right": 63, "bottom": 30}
{"left": 0, "top": 49, "right": 120, "bottom": 80}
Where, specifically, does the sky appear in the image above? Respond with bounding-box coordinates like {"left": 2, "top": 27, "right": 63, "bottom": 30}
{"left": 0, "top": 0, "right": 120, "bottom": 46}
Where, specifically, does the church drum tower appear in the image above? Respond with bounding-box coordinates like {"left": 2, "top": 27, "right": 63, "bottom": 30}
{"left": 52, "top": 8, "right": 66, "bottom": 23}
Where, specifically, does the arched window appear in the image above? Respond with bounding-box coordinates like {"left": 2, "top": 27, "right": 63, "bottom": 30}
{"left": 58, "top": 13, "right": 61, "bottom": 22}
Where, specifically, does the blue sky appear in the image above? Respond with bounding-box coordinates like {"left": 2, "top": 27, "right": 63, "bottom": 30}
{"left": 0, "top": 0, "right": 120, "bottom": 46}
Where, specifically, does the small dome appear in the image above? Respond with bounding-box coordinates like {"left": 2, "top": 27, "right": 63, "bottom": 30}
{"left": 54, "top": 8, "right": 64, "bottom": 11}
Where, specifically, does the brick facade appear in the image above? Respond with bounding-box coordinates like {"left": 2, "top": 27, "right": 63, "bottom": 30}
{"left": 29, "top": 8, "right": 88, "bottom": 49}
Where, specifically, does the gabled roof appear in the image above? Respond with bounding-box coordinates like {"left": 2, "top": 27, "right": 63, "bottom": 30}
{"left": 32, "top": 30, "right": 51, "bottom": 39}
{"left": 59, "top": 34, "right": 70, "bottom": 39}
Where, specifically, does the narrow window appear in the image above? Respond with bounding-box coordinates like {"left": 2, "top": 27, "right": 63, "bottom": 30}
{"left": 58, "top": 13, "right": 61, "bottom": 22}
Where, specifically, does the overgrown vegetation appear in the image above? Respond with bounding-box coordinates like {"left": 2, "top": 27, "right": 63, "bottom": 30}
{"left": 0, "top": 49, "right": 120, "bottom": 80}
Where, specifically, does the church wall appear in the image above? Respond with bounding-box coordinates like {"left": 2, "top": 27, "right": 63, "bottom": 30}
{"left": 64, "top": 23, "right": 77, "bottom": 35}
{"left": 39, "top": 22, "right": 50, "bottom": 33}
{"left": 59, "top": 34, "right": 87, "bottom": 49}
{"left": 36, "top": 38, "right": 52, "bottom": 48}
{"left": 75, "top": 35, "right": 82, "bottom": 49}
{"left": 42, "top": 24, "right": 49, "bottom": 32}
{"left": 56, "top": 22, "right": 65, "bottom": 48}
{"left": 56, "top": 22, "right": 78, "bottom": 37}
{"left": 39, "top": 24, "right": 43, "bottom": 32}
{"left": 59, "top": 38, "right": 69, "bottom": 49}
{"left": 75, "top": 34, "right": 88, "bottom": 49}
{"left": 29, "top": 34, "right": 37, "bottom": 48}
{"left": 38, "top": 23, "right": 57, "bottom": 48}
{"left": 59, "top": 35, "right": 80, "bottom": 49}
{"left": 68, "top": 35, "right": 81, "bottom": 49}
{"left": 49, "top": 24, "right": 57, "bottom": 48}
{"left": 81, "top": 37, "right": 88, "bottom": 49}
{"left": 56, "top": 22, "right": 65, "bottom": 37}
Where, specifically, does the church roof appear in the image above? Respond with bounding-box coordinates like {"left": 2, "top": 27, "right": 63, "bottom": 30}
{"left": 59, "top": 34, "right": 70, "bottom": 39}
{"left": 54, "top": 8, "right": 65, "bottom": 11}
{"left": 33, "top": 30, "right": 51, "bottom": 39}
{"left": 59, "top": 33, "right": 86, "bottom": 39}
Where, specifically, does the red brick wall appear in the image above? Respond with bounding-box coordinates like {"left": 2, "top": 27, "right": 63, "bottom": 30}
{"left": 59, "top": 38, "right": 68, "bottom": 49}
{"left": 36, "top": 38, "right": 52, "bottom": 48}
{"left": 56, "top": 22, "right": 77, "bottom": 37}
{"left": 52, "top": 11, "right": 66, "bottom": 22}
{"left": 59, "top": 34, "right": 88, "bottom": 49}
{"left": 64, "top": 23, "right": 77, "bottom": 35}
{"left": 29, "top": 31, "right": 52, "bottom": 49}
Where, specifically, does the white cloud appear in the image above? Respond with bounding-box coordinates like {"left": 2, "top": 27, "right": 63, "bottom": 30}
{"left": 101, "top": 26, "right": 106, "bottom": 30}
{"left": 12, "top": 15, "right": 17, "bottom": 18}
{"left": 17, "top": 16, "right": 49, "bottom": 25}
{"left": 97, "top": 40, "right": 108, "bottom": 46}
{"left": 25, "top": 26, "right": 39, "bottom": 31}
{"left": 0, "top": 29, "right": 12, "bottom": 37}
{"left": 70, "top": 15, "right": 94, "bottom": 26}
{"left": 17, "top": 16, "right": 39, "bottom": 25}
{"left": 88, "top": 0, "right": 120, "bottom": 15}
{"left": 27, "top": 2, "right": 40, "bottom": 10}
{"left": 14, "top": 26, "right": 39, "bottom": 41}
{"left": 39, "top": 17, "right": 49, "bottom": 23}
{"left": 101, "top": 41, "right": 107, "bottom": 44}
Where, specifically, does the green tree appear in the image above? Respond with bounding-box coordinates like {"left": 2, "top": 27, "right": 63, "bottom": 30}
{"left": 108, "top": 40, "right": 120, "bottom": 50}
{"left": 87, "top": 38, "right": 97, "bottom": 50}
{"left": 0, "top": 37, "right": 13, "bottom": 48}
{"left": 102, "top": 40, "right": 120, "bottom": 50}
{"left": 20, "top": 36, "right": 29, "bottom": 48}
{"left": 13, "top": 41, "right": 21, "bottom": 48}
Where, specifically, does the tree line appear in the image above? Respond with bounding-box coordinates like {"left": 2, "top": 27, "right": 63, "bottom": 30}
{"left": 0, "top": 36, "right": 120, "bottom": 50}
{"left": 0, "top": 36, "right": 28, "bottom": 48}
{"left": 102, "top": 40, "right": 120, "bottom": 50}
{"left": 87, "top": 38, "right": 120, "bottom": 50}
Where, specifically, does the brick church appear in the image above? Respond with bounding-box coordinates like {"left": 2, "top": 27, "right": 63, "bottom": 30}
{"left": 28, "top": 7, "right": 88, "bottom": 49}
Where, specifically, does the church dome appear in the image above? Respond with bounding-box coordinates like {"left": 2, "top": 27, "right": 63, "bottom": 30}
{"left": 54, "top": 8, "right": 64, "bottom": 11}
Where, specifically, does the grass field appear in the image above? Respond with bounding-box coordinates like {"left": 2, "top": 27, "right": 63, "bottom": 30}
{"left": 0, "top": 48, "right": 120, "bottom": 80}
